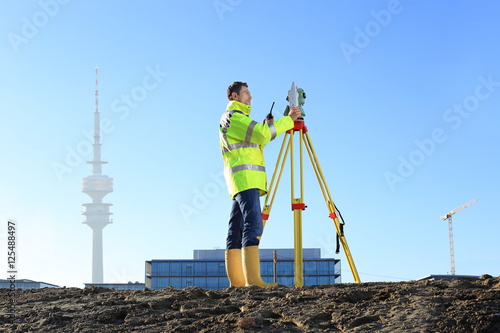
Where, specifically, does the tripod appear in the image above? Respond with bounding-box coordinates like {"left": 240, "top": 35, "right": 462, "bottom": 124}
{"left": 262, "top": 119, "right": 361, "bottom": 287}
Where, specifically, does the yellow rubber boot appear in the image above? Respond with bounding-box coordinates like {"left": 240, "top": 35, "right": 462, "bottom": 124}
{"left": 225, "top": 249, "right": 245, "bottom": 287}
{"left": 242, "top": 245, "right": 277, "bottom": 288}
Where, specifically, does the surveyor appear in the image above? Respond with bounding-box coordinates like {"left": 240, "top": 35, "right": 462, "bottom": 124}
{"left": 219, "top": 81, "right": 302, "bottom": 287}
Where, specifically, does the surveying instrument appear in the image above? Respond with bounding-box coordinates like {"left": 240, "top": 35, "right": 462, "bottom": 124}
{"left": 262, "top": 82, "right": 361, "bottom": 287}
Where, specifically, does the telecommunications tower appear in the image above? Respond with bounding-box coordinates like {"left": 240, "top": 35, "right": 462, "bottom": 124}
{"left": 82, "top": 68, "right": 113, "bottom": 283}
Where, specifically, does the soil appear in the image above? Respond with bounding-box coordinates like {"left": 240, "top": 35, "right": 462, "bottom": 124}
{"left": 1, "top": 275, "right": 499, "bottom": 332}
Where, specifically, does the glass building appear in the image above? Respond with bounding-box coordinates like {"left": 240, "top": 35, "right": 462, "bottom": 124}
{"left": 145, "top": 248, "right": 340, "bottom": 290}
{"left": 0, "top": 279, "right": 59, "bottom": 289}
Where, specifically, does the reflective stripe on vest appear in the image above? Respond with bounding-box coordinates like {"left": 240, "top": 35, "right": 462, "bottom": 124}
{"left": 220, "top": 131, "right": 229, "bottom": 154}
{"left": 245, "top": 120, "right": 258, "bottom": 142}
{"left": 221, "top": 142, "right": 260, "bottom": 155}
{"left": 229, "top": 164, "right": 266, "bottom": 174}
{"left": 269, "top": 123, "right": 277, "bottom": 141}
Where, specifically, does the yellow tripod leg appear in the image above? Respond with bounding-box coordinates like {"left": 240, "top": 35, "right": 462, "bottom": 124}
{"left": 262, "top": 132, "right": 292, "bottom": 229}
{"left": 303, "top": 131, "right": 361, "bottom": 283}
{"left": 329, "top": 211, "right": 361, "bottom": 283}
{"left": 293, "top": 198, "right": 304, "bottom": 288}
{"left": 291, "top": 126, "right": 307, "bottom": 288}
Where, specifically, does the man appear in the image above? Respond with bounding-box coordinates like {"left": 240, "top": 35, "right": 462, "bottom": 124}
{"left": 219, "top": 81, "right": 302, "bottom": 287}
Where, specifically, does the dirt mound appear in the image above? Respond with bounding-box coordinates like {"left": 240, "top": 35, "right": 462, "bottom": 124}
{"left": 1, "top": 275, "right": 499, "bottom": 332}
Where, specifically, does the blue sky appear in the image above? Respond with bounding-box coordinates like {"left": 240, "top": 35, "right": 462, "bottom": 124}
{"left": 1, "top": 0, "right": 499, "bottom": 287}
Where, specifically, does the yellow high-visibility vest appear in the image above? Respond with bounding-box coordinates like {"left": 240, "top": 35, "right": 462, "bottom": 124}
{"left": 220, "top": 100, "right": 294, "bottom": 199}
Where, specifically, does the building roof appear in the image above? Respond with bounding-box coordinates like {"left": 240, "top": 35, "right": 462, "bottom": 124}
{"left": 417, "top": 274, "right": 480, "bottom": 281}
{"left": 0, "top": 279, "right": 60, "bottom": 288}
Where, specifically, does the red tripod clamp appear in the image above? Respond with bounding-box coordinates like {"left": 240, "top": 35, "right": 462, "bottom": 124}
{"left": 287, "top": 120, "right": 308, "bottom": 134}
{"left": 291, "top": 203, "right": 307, "bottom": 210}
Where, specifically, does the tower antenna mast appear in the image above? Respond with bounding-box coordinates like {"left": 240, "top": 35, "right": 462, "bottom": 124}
{"left": 82, "top": 67, "right": 114, "bottom": 283}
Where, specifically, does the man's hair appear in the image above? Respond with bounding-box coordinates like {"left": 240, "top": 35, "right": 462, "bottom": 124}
{"left": 227, "top": 81, "right": 248, "bottom": 100}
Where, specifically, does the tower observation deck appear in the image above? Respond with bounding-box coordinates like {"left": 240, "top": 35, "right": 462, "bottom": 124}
{"left": 82, "top": 68, "right": 113, "bottom": 283}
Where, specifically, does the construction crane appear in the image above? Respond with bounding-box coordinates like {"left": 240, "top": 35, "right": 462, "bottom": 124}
{"left": 440, "top": 199, "right": 477, "bottom": 275}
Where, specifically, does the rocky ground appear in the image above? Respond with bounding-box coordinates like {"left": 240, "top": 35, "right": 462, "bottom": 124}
{"left": 1, "top": 275, "right": 499, "bottom": 332}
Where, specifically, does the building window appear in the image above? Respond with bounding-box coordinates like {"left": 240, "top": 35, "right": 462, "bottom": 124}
{"left": 186, "top": 264, "right": 193, "bottom": 276}
{"left": 170, "top": 262, "right": 181, "bottom": 276}
{"left": 207, "top": 262, "right": 219, "bottom": 276}
{"left": 219, "top": 263, "right": 226, "bottom": 275}
{"left": 200, "top": 262, "right": 209, "bottom": 276}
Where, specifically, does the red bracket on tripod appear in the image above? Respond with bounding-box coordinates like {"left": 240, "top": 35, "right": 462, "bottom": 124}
{"left": 287, "top": 120, "right": 308, "bottom": 134}
{"left": 329, "top": 212, "right": 337, "bottom": 219}
{"left": 262, "top": 213, "right": 270, "bottom": 220}
{"left": 291, "top": 203, "right": 307, "bottom": 210}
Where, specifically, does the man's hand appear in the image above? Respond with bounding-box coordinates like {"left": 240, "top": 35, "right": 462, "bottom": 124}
{"left": 263, "top": 115, "right": 274, "bottom": 124}
{"left": 288, "top": 106, "right": 302, "bottom": 121}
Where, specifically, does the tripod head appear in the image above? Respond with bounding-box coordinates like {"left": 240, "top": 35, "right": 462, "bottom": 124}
{"left": 284, "top": 81, "right": 306, "bottom": 119}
